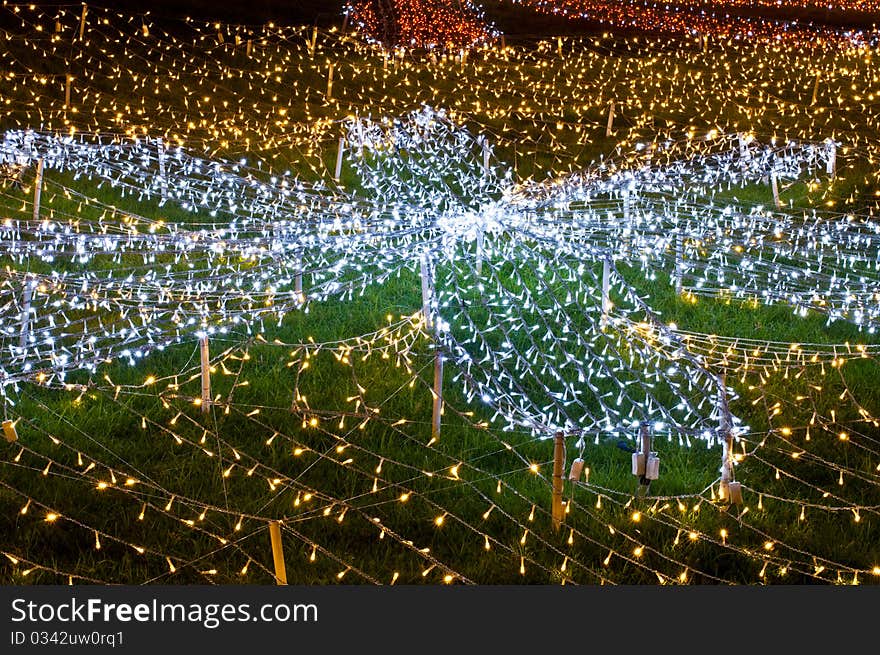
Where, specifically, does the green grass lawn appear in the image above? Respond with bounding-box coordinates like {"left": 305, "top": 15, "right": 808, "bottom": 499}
{"left": 1, "top": 6, "right": 879, "bottom": 585}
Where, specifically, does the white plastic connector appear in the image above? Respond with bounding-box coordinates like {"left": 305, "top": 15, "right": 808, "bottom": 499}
{"left": 645, "top": 454, "right": 660, "bottom": 481}
{"left": 728, "top": 481, "right": 743, "bottom": 505}
{"left": 569, "top": 457, "right": 585, "bottom": 481}
{"left": 632, "top": 452, "right": 646, "bottom": 476}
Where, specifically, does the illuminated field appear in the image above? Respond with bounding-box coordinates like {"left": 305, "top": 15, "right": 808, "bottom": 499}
{"left": 1, "top": 4, "right": 879, "bottom": 585}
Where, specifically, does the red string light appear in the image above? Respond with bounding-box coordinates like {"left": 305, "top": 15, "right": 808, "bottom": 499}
{"left": 346, "top": 0, "right": 495, "bottom": 48}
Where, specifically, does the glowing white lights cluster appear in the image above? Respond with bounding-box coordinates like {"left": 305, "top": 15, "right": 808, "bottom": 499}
{"left": 1, "top": 103, "right": 867, "bottom": 454}
{"left": 1, "top": 4, "right": 879, "bottom": 585}
{"left": 342, "top": 108, "right": 873, "bottom": 443}
{"left": 0, "top": 129, "right": 436, "bottom": 387}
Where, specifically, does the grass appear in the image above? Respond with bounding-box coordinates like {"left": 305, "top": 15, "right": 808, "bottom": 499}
{"left": 0, "top": 6, "right": 879, "bottom": 585}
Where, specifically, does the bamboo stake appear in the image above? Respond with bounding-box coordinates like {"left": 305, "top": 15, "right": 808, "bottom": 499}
{"left": 432, "top": 347, "right": 443, "bottom": 442}
{"left": 199, "top": 335, "right": 211, "bottom": 414}
{"left": 551, "top": 432, "right": 565, "bottom": 531}
{"left": 78, "top": 4, "right": 87, "bottom": 41}
{"left": 738, "top": 132, "right": 750, "bottom": 171}
{"left": 32, "top": 158, "right": 44, "bottom": 223}
{"left": 156, "top": 137, "right": 167, "bottom": 197}
{"left": 717, "top": 374, "right": 734, "bottom": 501}
{"left": 770, "top": 171, "right": 781, "bottom": 208}
{"left": 420, "top": 254, "right": 443, "bottom": 440}
{"left": 334, "top": 136, "right": 345, "bottom": 181}
{"left": 268, "top": 521, "right": 287, "bottom": 585}
{"left": 295, "top": 254, "right": 304, "bottom": 300}
{"left": 419, "top": 255, "right": 434, "bottom": 332}
{"left": 636, "top": 423, "right": 652, "bottom": 497}
{"left": 811, "top": 71, "right": 821, "bottom": 105}
{"left": 482, "top": 137, "right": 490, "bottom": 174}
{"left": 19, "top": 280, "right": 33, "bottom": 350}
{"left": 640, "top": 424, "right": 652, "bottom": 467}
{"left": 605, "top": 99, "right": 615, "bottom": 138}
{"left": 601, "top": 257, "right": 611, "bottom": 328}
{"left": 64, "top": 74, "right": 72, "bottom": 109}
{"left": 673, "top": 231, "right": 683, "bottom": 294}
{"left": 326, "top": 62, "right": 334, "bottom": 101}
{"left": 826, "top": 140, "right": 836, "bottom": 178}
{"left": 477, "top": 137, "right": 490, "bottom": 277}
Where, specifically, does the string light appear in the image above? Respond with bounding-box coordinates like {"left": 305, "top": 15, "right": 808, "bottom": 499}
{"left": 0, "top": 3, "right": 877, "bottom": 587}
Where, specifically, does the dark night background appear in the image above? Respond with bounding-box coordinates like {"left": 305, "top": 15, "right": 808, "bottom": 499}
{"left": 19, "top": 1, "right": 614, "bottom": 39}
{"left": 35, "top": 2, "right": 880, "bottom": 35}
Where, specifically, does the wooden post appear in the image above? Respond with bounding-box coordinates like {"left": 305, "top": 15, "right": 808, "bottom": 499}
{"left": 717, "top": 374, "right": 734, "bottom": 501}
{"left": 19, "top": 279, "right": 33, "bottom": 350}
{"left": 605, "top": 100, "right": 615, "bottom": 138}
{"left": 702, "top": 34, "right": 708, "bottom": 53}
{"left": 246, "top": 39, "right": 252, "bottom": 58}
{"left": 32, "top": 158, "right": 44, "bottom": 223}
{"left": 334, "top": 136, "right": 345, "bottom": 181}
{"left": 199, "top": 335, "right": 211, "bottom": 414}
{"left": 268, "top": 521, "right": 287, "bottom": 585}
{"left": 156, "top": 138, "right": 167, "bottom": 197}
{"left": 64, "top": 74, "right": 72, "bottom": 109}
{"left": 601, "top": 257, "right": 611, "bottom": 328}
{"left": 326, "top": 62, "right": 334, "bottom": 101}
{"left": 770, "top": 171, "right": 781, "bottom": 208}
{"left": 475, "top": 228, "right": 484, "bottom": 277}
{"left": 557, "top": 36, "right": 563, "bottom": 57}
{"left": 811, "top": 72, "right": 821, "bottom": 105}
{"left": 551, "top": 432, "right": 565, "bottom": 531}
{"left": 432, "top": 345, "right": 443, "bottom": 441}
{"left": 309, "top": 26, "right": 317, "bottom": 56}
{"left": 78, "top": 4, "right": 87, "bottom": 41}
